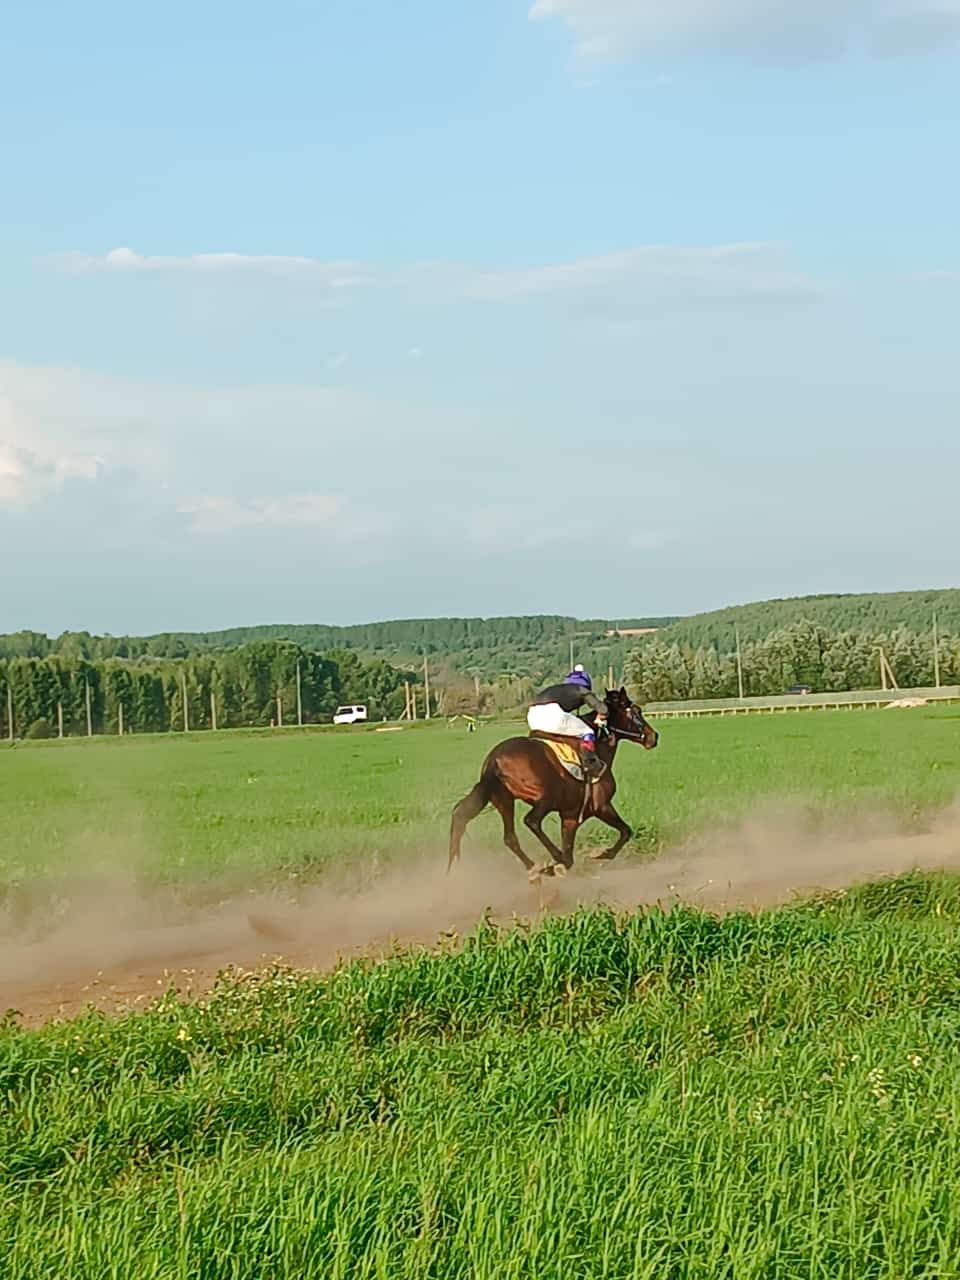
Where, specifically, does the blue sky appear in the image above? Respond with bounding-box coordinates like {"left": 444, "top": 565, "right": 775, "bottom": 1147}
{"left": 2, "top": 0, "right": 958, "bottom": 634}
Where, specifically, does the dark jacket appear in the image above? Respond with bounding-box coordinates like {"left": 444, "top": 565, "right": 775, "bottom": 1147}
{"left": 531, "top": 682, "right": 605, "bottom": 716}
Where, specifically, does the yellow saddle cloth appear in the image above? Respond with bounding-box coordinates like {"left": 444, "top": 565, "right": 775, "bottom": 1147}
{"left": 531, "top": 735, "right": 586, "bottom": 780}
{"left": 542, "top": 738, "right": 582, "bottom": 770}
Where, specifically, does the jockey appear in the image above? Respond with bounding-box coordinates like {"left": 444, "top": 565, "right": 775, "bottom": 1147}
{"left": 527, "top": 665, "right": 607, "bottom": 778}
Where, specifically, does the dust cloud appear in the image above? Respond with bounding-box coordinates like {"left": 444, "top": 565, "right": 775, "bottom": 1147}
{"left": 3, "top": 803, "right": 960, "bottom": 1025}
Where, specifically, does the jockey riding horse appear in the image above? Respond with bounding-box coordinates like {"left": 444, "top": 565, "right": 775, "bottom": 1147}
{"left": 526, "top": 665, "right": 607, "bottom": 779}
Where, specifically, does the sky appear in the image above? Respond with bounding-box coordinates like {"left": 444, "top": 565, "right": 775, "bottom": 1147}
{"left": 1, "top": 0, "right": 958, "bottom": 635}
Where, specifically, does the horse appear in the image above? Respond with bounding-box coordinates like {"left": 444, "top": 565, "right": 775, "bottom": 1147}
{"left": 448, "top": 688, "right": 658, "bottom": 881}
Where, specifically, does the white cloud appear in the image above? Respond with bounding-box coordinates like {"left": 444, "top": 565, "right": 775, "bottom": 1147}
{"left": 58, "top": 241, "right": 820, "bottom": 304}
{"left": 0, "top": 363, "right": 436, "bottom": 551}
{"left": 0, "top": 444, "right": 25, "bottom": 502}
{"left": 0, "top": 382, "right": 102, "bottom": 506}
{"left": 178, "top": 493, "right": 344, "bottom": 535}
{"left": 529, "top": 0, "right": 960, "bottom": 61}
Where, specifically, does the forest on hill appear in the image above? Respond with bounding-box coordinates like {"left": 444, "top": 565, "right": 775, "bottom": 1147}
{"left": 656, "top": 588, "right": 960, "bottom": 650}
{"left": 0, "top": 616, "right": 676, "bottom": 685}
{"left": 3, "top": 591, "right": 959, "bottom": 737}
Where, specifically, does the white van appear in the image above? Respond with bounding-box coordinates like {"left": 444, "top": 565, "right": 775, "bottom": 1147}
{"left": 333, "top": 704, "right": 368, "bottom": 725}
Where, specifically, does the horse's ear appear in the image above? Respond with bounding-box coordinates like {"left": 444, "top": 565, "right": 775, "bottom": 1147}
{"left": 619, "top": 686, "right": 628, "bottom": 697}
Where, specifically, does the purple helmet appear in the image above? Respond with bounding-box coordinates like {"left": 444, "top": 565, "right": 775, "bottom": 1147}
{"left": 564, "top": 664, "right": 592, "bottom": 690}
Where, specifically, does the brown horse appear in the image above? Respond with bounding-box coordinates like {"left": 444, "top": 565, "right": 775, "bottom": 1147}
{"left": 448, "top": 688, "right": 658, "bottom": 880}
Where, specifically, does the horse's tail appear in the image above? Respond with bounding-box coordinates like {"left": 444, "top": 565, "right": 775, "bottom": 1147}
{"left": 448, "top": 775, "right": 492, "bottom": 872}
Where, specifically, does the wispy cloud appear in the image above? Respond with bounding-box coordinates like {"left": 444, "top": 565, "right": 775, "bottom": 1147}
{"left": 61, "top": 247, "right": 372, "bottom": 289}
{"left": 463, "top": 242, "right": 818, "bottom": 301}
{"left": 58, "top": 241, "right": 821, "bottom": 304}
{"left": 529, "top": 0, "right": 960, "bottom": 62}
{"left": 177, "top": 493, "right": 344, "bottom": 535}
{"left": 912, "top": 269, "right": 960, "bottom": 284}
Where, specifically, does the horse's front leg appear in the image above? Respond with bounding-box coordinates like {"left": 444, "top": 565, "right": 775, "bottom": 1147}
{"left": 524, "top": 802, "right": 568, "bottom": 878}
{"left": 589, "top": 801, "right": 632, "bottom": 862}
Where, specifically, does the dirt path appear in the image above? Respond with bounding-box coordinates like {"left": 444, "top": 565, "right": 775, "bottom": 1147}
{"left": 3, "top": 817, "right": 960, "bottom": 1026}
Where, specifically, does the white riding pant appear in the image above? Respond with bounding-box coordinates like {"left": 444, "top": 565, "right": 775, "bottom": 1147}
{"left": 527, "top": 703, "right": 593, "bottom": 741}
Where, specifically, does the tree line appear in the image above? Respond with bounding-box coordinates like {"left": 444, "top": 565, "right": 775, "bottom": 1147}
{"left": 626, "top": 620, "right": 960, "bottom": 704}
{"left": 0, "top": 642, "right": 418, "bottom": 740}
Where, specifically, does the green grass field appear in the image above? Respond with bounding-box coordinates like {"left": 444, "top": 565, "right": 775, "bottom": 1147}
{"left": 3, "top": 705, "right": 960, "bottom": 893}
{"left": 4, "top": 707, "right": 960, "bottom": 1277}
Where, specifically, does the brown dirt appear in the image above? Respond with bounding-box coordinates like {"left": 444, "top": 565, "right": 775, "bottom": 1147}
{"left": 3, "top": 808, "right": 960, "bottom": 1027}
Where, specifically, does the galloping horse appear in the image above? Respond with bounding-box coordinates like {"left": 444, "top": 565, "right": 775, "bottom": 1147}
{"left": 448, "top": 688, "right": 658, "bottom": 880}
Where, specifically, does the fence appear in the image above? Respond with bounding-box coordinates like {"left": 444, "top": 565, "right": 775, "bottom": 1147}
{"left": 645, "top": 685, "right": 960, "bottom": 719}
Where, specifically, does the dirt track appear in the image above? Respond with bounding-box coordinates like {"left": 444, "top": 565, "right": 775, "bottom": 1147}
{"left": 3, "top": 812, "right": 960, "bottom": 1026}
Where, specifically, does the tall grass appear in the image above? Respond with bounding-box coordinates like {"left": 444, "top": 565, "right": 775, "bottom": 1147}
{"left": 5, "top": 874, "right": 960, "bottom": 1277}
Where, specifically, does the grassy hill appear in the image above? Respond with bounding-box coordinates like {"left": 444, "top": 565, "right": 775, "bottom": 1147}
{"left": 656, "top": 588, "right": 960, "bottom": 651}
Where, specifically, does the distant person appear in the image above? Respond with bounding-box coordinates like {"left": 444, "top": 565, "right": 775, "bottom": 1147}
{"left": 527, "top": 665, "right": 607, "bottom": 778}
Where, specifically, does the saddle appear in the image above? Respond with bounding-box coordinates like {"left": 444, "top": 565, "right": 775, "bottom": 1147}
{"left": 529, "top": 731, "right": 605, "bottom": 783}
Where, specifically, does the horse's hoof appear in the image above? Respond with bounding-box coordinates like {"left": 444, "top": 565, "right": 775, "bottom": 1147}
{"left": 554, "top": 864, "right": 567, "bottom": 880}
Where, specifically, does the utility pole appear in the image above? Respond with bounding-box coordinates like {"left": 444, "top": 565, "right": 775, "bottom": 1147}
{"left": 182, "top": 674, "right": 190, "bottom": 732}
{"left": 735, "top": 627, "right": 745, "bottom": 701}
{"left": 933, "top": 611, "right": 942, "bottom": 689}
{"left": 210, "top": 688, "right": 218, "bottom": 732}
{"left": 85, "top": 680, "right": 93, "bottom": 737}
{"left": 6, "top": 682, "right": 12, "bottom": 743}
{"left": 296, "top": 660, "right": 303, "bottom": 727}
{"left": 878, "top": 647, "right": 899, "bottom": 692}
{"left": 118, "top": 703, "right": 124, "bottom": 737}
{"left": 276, "top": 693, "right": 283, "bottom": 728}
{"left": 423, "top": 654, "right": 431, "bottom": 720}
{"left": 57, "top": 701, "right": 64, "bottom": 739}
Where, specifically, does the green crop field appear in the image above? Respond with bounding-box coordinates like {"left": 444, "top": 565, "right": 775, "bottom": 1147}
{"left": 4, "top": 707, "right": 960, "bottom": 1278}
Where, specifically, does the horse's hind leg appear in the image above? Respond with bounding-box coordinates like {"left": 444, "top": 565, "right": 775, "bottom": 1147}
{"left": 489, "top": 784, "right": 535, "bottom": 873}
{"left": 448, "top": 779, "right": 490, "bottom": 872}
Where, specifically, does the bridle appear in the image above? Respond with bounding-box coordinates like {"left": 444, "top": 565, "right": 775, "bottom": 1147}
{"left": 600, "top": 702, "right": 652, "bottom": 744}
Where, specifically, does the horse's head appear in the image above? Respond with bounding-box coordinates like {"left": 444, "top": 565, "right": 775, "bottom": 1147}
{"left": 604, "top": 687, "right": 659, "bottom": 750}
